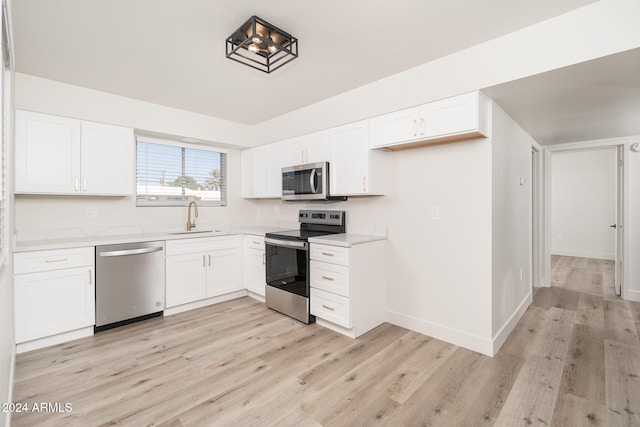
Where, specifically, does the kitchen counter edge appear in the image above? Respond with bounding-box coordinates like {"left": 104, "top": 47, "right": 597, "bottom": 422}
{"left": 13, "top": 226, "right": 291, "bottom": 253}
{"left": 307, "top": 233, "right": 386, "bottom": 248}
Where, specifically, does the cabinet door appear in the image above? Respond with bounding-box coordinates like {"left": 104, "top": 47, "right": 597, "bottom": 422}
{"left": 165, "top": 253, "right": 207, "bottom": 307}
{"left": 305, "top": 130, "right": 330, "bottom": 163}
{"left": 14, "top": 110, "right": 81, "bottom": 194}
{"left": 207, "top": 247, "right": 243, "bottom": 297}
{"left": 241, "top": 149, "right": 256, "bottom": 197}
{"left": 265, "top": 141, "right": 290, "bottom": 198}
{"left": 241, "top": 146, "right": 270, "bottom": 198}
{"left": 289, "top": 130, "right": 330, "bottom": 164}
{"left": 14, "top": 267, "right": 95, "bottom": 343}
{"left": 330, "top": 120, "right": 370, "bottom": 196}
{"left": 370, "top": 106, "right": 420, "bottom": 148}
{"left": 81, "top": 121, "right": 134, "bottom": 195}
{"left": 245, "top": 248, "right": 266, "bottom": 296}
{"left": 420, "top": 92, "right": 478, "bottom": 139}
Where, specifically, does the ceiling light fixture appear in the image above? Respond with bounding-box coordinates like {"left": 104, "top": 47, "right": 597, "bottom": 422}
{"left": 226, "top": 15, "right": 298, "bottom": 74}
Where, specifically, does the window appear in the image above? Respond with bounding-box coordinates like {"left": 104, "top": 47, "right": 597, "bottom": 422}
{"left": 136, "top": 136, "right": 227, "bottom": 207}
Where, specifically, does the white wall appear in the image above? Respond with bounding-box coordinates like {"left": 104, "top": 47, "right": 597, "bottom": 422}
{"left": 15, "top": 73, "right": 251, "bottom": 148}
{"left": 0, "top": 1, "right": 13, "bottom": 425}
{"left": 551, "top": 148, "right": 616, "bottom": 260}
{"left": 490, "top": 103, "right": 534, "bottom": 351}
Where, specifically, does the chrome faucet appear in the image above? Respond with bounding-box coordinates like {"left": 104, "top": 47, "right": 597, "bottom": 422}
{"left": 186, "top": 201, "right": 199, "bottom": 231}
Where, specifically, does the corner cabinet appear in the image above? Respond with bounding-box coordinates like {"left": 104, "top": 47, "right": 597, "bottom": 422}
{"left": 329, "top": 120, "right": 387, "bottom": 196}
{"left": 13, "top": 247, "right": 95, "bottom": 348}
{"left": 241, "top": 141, "right": 289, "bottom": 198}
{"left": 309, "top": 239, "right": 386, "bottom": 338}
{"left": 370, "top": 91, "right": 490, "bottom": 150}
{"left": 165, "top": 235, "right": 243, "bottom": 309}
{"left": 15, "top": 110, "right": 134, "bottom": 195}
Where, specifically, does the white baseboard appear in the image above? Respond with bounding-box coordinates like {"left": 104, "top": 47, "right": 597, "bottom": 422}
{"left": 385, "top": 310, "right": 494, "bottom": 357}
{"left": 625, "top": 288, "right": 640, "bottom": 303}
{"left": 492, "top": 290, "right": 533, "bottom": 354}
{"left": 16, "top": 327, "right": 94, "bottom": 354}
{"left": 551, "top": 249, "right": 614, "bottom": 261}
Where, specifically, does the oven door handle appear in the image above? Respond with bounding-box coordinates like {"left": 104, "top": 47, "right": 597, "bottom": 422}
{"left": 265, "top": 237, "right": 308, "bottom": 250}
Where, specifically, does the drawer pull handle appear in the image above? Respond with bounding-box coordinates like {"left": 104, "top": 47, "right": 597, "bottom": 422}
{"left": 252, "top": 241, "right": 260, "bottom": 245}
{"left": 321, "top": 252, "right": 334, "bottom": 257}
{"left": 322, "top": 276, "right": 335, "bottom": 281}
{"left": 45, "top": 257, "right": 68, "bottom": 263}
{"left": 322, "top": 304, "right": 335, "bottom": 311}
{"left": 202, "top": 255, "right": 205, "bottom": 267}
{"left": 208, "top": 254, "right": 211, "bottom": 267}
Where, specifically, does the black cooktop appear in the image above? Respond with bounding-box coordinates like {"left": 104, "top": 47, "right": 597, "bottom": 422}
{"left": 266, "top": 228, "right": 342, "bottom": 242}
{"left": 266, "top": 209, "right": 346, "bottom": 242}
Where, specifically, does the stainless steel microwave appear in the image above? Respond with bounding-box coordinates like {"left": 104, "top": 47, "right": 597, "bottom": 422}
{"left": 282, "top": 161, "right": 336, "bottom": 201}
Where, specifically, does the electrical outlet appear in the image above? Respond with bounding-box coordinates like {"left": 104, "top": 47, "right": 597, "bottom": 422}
{"left": 85, "top": 207, "right": 99, "bottom": 218}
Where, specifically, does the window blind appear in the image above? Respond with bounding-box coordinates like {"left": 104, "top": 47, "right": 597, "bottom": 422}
{"left": 136, "top": 138, "right": 227, "bottom": 207}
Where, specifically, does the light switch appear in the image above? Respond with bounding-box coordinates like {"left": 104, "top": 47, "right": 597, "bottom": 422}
{"left": 519, "top": 177, "right": 526, "bottom": 186}
{"left": 431, "top": 206, "right": 440, "bottom": 220}
{"left": 85, "top": 207, "right": 99, "bottom": 218}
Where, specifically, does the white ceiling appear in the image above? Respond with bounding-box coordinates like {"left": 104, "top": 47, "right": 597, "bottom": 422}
{"left": 11, "top": 0, "right": 596, "bottom": 129}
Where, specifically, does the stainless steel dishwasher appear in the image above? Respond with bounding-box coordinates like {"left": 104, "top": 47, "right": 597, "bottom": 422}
{"left": 95, "top": 241, "right": 165, "bottom": 332}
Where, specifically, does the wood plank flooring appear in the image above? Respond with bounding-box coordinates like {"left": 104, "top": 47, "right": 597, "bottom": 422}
{"left": 11, "top": 255, "right": 640, "bottom": 426}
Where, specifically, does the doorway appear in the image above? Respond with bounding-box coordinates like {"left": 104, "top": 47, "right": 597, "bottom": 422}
{"left": 543, "top": 140, "right": 626, "bottom": 298}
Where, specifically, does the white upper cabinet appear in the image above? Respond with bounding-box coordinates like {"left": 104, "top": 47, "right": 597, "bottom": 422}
{"left": 241, "top": 140, "right": 290, "bottom": 198}
{"left": 15, "top": 110, "right": 81, "bottom": 194}
{"left": 371, "top": 91, "right": 491, "bottom": 150}
{"left": 80, "top": 121, "right": 134, "bottom": 195}
{"left": 330, "top": 120, "right": 387, "bottom": 196}
{"left": 289, "top": 129, "right": 330, "bottom": 165}
{"left": 15, "top": 110, "right": 134, "bottom": 195}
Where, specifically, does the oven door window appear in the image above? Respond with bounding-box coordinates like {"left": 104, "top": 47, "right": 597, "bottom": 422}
{"left": 282, "top": 168, "right": 323, "bottom": 196}
{"left": 265, "top": 244, "right": 308, "bottom": 297}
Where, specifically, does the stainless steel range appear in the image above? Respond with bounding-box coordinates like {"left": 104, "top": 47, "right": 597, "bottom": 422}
{"left": 264, "top": 210, "right": 346, "bottom": 323}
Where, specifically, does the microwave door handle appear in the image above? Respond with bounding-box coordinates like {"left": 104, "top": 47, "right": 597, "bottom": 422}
{"left": 310, "top": 168, "right": 318, "bottom": 194}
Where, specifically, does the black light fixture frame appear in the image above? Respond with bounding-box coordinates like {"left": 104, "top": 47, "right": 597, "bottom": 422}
{"left": 226, "top": 15, "right": 298, "bottom": 74}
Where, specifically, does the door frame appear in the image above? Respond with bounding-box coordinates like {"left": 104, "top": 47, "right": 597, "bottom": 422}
{"left": 542, "top": 137, "right": 629, "bottom": 299}
{"left": 531, "top": 142, "right": 543, "bottom": 287}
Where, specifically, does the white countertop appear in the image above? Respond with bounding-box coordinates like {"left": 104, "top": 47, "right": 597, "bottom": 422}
{"left": 13, "top": 226, "right": 292, "bottom": 252}
{"left": 308, "top": 233, "right": 386, "bottom": 248}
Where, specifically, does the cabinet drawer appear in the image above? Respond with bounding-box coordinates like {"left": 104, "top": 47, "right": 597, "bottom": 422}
{"left": 14, "top": 247, "right": 94, "bottom": 274}
{"left": 310, "top": 243, "right": 350, "bottom": 266}
{"left": 311, "top": 288, "right": 351, "bottom": 328}
{"left": 166, "top": 235, "right": 240, "bottom": 256}
{"left": 310, "top": 260, "right": 350, "bottom": 297}
{"left": 245, "top": 235, "right": 265, "bottom": 251}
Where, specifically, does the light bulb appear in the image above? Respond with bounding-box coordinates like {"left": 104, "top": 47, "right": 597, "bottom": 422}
{"left": 248, "top": 44, "right": 259, "bottom": 53}
{"left": 252, "top": 37, "right": 261, "bottom": 44}
{"left": 268, "top": 45, "right": 277, "bottom": 54}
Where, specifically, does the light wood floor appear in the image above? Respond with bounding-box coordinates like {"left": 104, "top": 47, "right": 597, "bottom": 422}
{"left": 12, "top": 256, "right": 640, "bottom": 426}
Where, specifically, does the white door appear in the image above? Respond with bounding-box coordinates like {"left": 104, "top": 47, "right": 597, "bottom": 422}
{"left": 207, "top": 248, "right": 243, "bottom": 297}
{"left": 614, "top": 145, "right": 624, "bottom": 296}
{"left": 330, "top": 120, "right": 370, "bottom": 196}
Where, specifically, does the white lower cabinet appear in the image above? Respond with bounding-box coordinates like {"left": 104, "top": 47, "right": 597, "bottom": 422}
{"left": 165, "top": 235, "right": 243, "bottom": 309}
{"left": 309, "top": 240, "right": 386, "bottom": 338}
{"left": 13, "top": 247, "right": 95, "bottom": 345}
{"left": 244, "top": 235, "right": 266, "bottom": 297}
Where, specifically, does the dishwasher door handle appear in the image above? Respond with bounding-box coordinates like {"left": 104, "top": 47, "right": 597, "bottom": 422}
{"left": 98, "top": 246, "right": 164, "bottom": 257}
